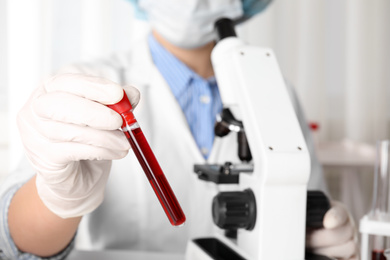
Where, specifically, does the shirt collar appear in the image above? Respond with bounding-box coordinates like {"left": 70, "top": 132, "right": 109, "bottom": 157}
{"left": 148, "top": 34, "right": 216, "bottom": 98}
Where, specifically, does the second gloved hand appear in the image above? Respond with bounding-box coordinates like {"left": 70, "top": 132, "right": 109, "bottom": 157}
{"left": 17, "top": 74, "right": 140, "bottom": 218}
{"left": 306, "top": 201, "right": 359, "bottom": 260}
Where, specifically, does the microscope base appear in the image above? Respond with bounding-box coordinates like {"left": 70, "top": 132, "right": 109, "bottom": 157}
{"left": 185, "top": 238, "right": 333, "bottom": 260}
{"left": 185, "top": 238, "right": 245, "bottom": 260}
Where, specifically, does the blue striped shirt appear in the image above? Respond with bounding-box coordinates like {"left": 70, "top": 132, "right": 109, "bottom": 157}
{"left": 148, "top": 34, "right": 222, "bottom": 159}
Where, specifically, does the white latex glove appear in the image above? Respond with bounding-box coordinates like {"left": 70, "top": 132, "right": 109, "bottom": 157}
{"left": 306, "top": 201, "right": 359, "bottom": 260}
{"left": 17, "top": 73, "right": 140, "bottom": 218}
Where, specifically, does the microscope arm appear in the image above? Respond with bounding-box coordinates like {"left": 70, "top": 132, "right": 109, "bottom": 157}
{"left": 211, "top": 22, "right": 311, "bottom": 259}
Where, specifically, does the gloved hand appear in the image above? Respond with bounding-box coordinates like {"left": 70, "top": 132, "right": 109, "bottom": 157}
{"left": 306, "top": 201, "right": 359, "bottom": 260}
{"left": 17, "top": 73, "right": 140, "bottom": 218}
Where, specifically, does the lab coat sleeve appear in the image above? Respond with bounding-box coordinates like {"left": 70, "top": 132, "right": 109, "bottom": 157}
{"left": 0, "top": 158, "right": 75, "bottom": 260}
{"left": 284, "top": 81, "right": 329, "bottom": 194}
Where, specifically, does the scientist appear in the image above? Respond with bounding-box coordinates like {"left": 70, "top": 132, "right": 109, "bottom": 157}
{"left": 0, "top": 0, "right": 358, "bottom": 259}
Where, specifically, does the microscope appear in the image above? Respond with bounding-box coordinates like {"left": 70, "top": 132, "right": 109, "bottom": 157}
{"left": 185, "top": 19, "right": 332, "bottom": 260}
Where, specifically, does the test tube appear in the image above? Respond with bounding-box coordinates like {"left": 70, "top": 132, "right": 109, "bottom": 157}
{"left": 107, "top": 90, "right": 186, "bottom": 226}
{"left": 369, "top": 140, "right": 390, "bottom": 259}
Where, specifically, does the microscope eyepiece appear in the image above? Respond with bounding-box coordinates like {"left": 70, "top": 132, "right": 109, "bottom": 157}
{"left": 215, "top": 18, "right": 237, "bottom": 42}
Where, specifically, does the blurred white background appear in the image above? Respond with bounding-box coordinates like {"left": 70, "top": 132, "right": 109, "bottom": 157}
{"left": 0, "top": 0, "right": 389, "bottom": 221}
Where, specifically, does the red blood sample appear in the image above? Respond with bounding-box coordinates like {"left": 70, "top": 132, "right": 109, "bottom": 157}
{"left": 124, "top": 127, "right": 186, "bottom": 226}
{"left": 107, "top": 91, "right": 186, "bottom": 226}
{"left": 372, "top": 250, "right": 386, "bottom": 260}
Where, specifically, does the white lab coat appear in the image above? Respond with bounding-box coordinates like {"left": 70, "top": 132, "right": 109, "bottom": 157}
{"left": 1, "top": 35, "right": 327, "bottom": 254}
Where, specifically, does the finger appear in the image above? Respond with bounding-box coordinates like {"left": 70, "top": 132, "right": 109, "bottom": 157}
{"left": 28, "top": 85, "right": 47, "bottom": 101}
{"left": 123, "top": 85, "right": 141, "bottom": 108}
{"left": 312, "top": 240, "right": 357, "bottom": 260}
{"left": 58, "top": 142, "right": 129, "bottom": 162}
{"left": 44, "top": 73, "right": 124, "bottom": 105}
{"left": 307, "top": 222, "right": 354, "bottom": 248}
{"left": 323, "top": 201, "right": 349, "bottom": 229}
{"left": 26, "top": 141, "right": 129, "bottom": 166}
{"left": 32, "top": 92, "right": 123, "bottom": 130}
{"left": 32, "top": 119, "right": 130, "bottom": 151}
{"left": 18, "top": 114, "right": 129, "bottom": 165}
{"left": 36, "top": 160, "right": 112, "bottom": 189}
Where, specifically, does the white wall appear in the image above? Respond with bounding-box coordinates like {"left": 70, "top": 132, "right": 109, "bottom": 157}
{"left": 0, "top": 0, "right": 9, "bottom": 182}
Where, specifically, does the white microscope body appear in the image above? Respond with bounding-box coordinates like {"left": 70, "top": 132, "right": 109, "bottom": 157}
{"left": 186, "top": 20, "right": 311, "bottom": 260}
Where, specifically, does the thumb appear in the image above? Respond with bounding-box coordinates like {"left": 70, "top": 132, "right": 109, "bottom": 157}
{"left": 123, "top": 85, "right": 141, "bottom": 109}
{"left": 323, "top": 201, "right": 349, "bottom": 229}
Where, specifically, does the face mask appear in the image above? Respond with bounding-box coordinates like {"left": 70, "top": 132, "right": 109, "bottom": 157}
{"left": 138, "top": 0, "right": 244, "bottom": 49}
{"left": 127, "top": 0, "right": 272, "bottom": 21}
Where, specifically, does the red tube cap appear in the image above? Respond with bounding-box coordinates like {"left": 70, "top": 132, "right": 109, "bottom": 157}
{"left": 107, "top": 90, "right": 133, "bottom": 114}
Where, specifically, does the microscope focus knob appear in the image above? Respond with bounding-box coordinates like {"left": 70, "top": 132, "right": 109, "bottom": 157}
{"left": 212, "top": 189, "right": 256, "bottom": 230}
